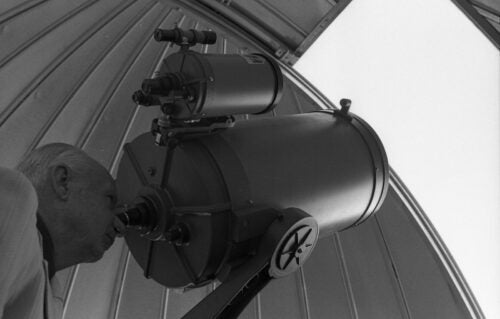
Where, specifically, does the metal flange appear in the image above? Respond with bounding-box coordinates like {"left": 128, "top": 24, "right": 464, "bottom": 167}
{"left": 269, "top": 215, "right": 318, "bottom": 278}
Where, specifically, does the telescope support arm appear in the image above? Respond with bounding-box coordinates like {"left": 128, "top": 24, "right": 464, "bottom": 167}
{"left": 183, "top": 208, "right": 318, "bottom": 319}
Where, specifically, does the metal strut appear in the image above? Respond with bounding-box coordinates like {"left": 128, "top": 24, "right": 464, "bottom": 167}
{"left": 182, "top": 208, "right": 319, "bottom": 319}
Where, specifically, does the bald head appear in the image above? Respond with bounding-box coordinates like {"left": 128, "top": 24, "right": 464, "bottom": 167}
{"left": 16, "top": 143, "right": 107, "bottom": 193}
{"left": 16, "top": 143, "right": 120, "bottom": 270}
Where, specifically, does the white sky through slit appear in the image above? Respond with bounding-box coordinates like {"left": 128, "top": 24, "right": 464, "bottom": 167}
{"left": 295, "top": 0, "right": 500, "bottom": 318}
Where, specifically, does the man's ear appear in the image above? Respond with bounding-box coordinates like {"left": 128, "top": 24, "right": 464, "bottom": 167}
{"left": 49, "top": 164, "right": 72, "bottom": 201}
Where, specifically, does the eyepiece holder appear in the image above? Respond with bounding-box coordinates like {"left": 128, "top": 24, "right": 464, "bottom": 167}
{"left": 154, "top": 27, "right": 217, "bottom": 46}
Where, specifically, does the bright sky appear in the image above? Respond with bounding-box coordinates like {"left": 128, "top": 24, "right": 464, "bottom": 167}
{"left": 295, "top": 0, "right": 500, "bottom": 317}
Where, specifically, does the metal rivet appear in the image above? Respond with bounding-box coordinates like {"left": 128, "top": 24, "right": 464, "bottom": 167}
{"left": 147, "top": 167, "right": 156, "bottom": 176}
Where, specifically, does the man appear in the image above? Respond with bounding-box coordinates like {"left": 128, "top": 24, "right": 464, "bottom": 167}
{"left": 0, "top": 143, "right": 125, "bottom": 318}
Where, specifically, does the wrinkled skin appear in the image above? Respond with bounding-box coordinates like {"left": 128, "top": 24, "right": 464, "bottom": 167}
{"left": 46, "top": 162, "right": 126, "bottom": 270}
{"left": 66, "top": 167, "right": 122, "bottom": 262}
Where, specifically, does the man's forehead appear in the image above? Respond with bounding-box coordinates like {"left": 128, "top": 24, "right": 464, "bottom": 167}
{"left": 101, "top": 175, "right": 116, "bottom": 190}
{"left": 87, "top": 164, "right": 116, "bottom": 191}
{"left": 99, "top": 172, "right": 116, "bottom": 191}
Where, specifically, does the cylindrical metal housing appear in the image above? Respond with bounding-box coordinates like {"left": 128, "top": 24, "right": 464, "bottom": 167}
{"left": 192, "top": 110, "right": 389, "bottom": 233}
{"left": 117, "top": 112, "right": 389, "bottom": 285}
{"left": 161, "top": 51, "right": 283, "bottom": 119}
{"left": 118, "top": 110, "right": 389, "bottom": 232}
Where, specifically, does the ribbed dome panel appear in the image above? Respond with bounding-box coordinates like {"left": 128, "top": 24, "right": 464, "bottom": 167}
{"left": 0, "top": 1, "right": 482, "bottom": 318}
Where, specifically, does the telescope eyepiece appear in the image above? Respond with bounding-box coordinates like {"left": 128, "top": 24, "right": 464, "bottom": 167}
{"left": 132, "top": 90, "right": 160, "bottom": 107}
{"left": 141, "top": 74, "right": 184, "bottom": 95}
{"left": 117, "top": 202, "right": 154, "bottom": 229}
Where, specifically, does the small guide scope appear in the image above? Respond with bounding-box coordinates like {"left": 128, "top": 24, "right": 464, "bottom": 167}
{"left": 132, "top": 28, "right": 283, "bottom": 121}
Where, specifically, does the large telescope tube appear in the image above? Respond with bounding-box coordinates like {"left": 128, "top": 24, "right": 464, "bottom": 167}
{"left": 118, "top": 28, "right": 389, "bottom": 318}
{"left": 116, "top": 110, "right": 389, "bottom": 288}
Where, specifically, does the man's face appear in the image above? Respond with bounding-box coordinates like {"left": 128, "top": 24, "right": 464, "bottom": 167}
{"left": 68, "top": 167, "right": 119, "bottom": 262}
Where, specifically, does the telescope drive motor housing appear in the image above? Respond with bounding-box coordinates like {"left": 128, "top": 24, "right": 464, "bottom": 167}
{"left": 117, "top": 27, "right": 389, "bottom": 318}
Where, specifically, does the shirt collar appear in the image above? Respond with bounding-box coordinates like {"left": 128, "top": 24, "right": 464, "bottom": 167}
{"left": 36, "top": 216, "right": 56, "bottom": 279}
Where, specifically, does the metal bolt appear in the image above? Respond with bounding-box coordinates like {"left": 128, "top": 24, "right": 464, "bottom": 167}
{"left": 147, "top": 167, "right": 156, "bottom": 176}
{"left": 165, "top": 227, "right": 182, "bottom": 242}
{"left": 165, "top": 223, "right": 189, "bottom": 245}
{"left": 154, "top": 133, "right": 162, "bottom": 146}
{"left": 339, "top": 98, "right": 351, "bottom": 114}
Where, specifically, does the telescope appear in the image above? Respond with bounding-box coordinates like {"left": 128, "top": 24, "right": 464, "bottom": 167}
{"left": 116, "top": 28, "right": 389, "bottom": 319}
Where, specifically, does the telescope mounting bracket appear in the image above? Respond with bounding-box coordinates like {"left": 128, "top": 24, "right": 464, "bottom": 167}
{"left": 151, "top": 115, "right": 235, "bottom": 146}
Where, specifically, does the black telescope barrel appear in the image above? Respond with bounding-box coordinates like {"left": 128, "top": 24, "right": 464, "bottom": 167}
{"left": 132, "top": 90, "right": 159, "bottom": 106}
{"left": 117, "top": 206, "right": 143, "bottom": 227}
{"left": 154, "top": 28, "right": 217, "bottom": 45}
{"left": 141, "top": 79, "right": 163, "bottom": 95}
{"left": 140, "top": 74, "right": 183, "bottom": 96}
